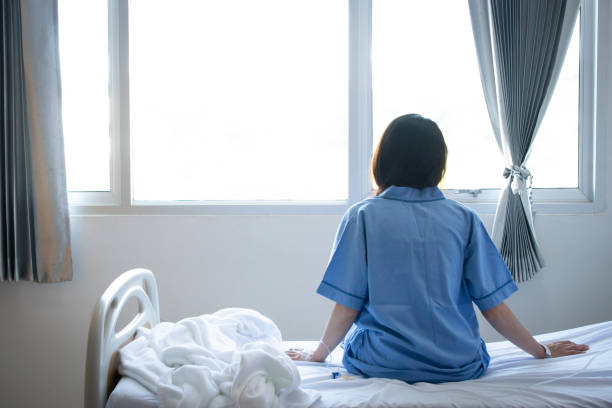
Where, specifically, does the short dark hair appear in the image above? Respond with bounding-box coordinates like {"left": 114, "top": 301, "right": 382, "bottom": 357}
{"left": 372, "top": 114, "right": 447, "bottom": 195}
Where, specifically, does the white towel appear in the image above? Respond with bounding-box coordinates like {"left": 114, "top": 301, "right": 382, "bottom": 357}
{"left": 118, "top": 308, "right": 320, "bottom": 408}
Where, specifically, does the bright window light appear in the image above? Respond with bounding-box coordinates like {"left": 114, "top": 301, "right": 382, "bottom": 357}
{"left": 527, "top": 16, "right": 579, "bottom": 189}
{"left": 129, "top": 0, "right": 348, "bottom": 201}
{"left": 372, "top": 0, "right": 579, "bottom": 190}
{"left": 58, "top": 0, "right": 110, "bottom": 192}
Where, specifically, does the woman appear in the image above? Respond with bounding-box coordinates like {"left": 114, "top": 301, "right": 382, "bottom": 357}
{"left": 287, "top": 114, "right": 588, "bottom": 383}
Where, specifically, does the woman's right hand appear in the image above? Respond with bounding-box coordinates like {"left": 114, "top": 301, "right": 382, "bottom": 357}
{"left": 482, "top": 302, "right": 590, "bottom": 359}
{"left": 544, "top": 341, "right": 589, "bottom": 358}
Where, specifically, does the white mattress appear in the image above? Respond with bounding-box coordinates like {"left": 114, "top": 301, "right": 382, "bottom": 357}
{"left": 107, "top": 320, "right": 612, "bottom": 408}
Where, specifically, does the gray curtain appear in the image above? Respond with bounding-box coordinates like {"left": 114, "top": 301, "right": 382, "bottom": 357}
{"left": 469, "top": 0, "right": 579, "bottom": 282}
{"left": 1, "top": 0, "right": 72, "bottom": 282}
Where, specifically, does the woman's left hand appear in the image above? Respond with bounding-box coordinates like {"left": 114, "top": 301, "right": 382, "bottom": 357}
{"left": 285, "top": 348, "right": 312, "bottom": 361}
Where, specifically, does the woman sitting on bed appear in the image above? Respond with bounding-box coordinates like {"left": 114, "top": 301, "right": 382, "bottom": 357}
{"left": 287, "top": 114, "right": 588, "bottom": 383}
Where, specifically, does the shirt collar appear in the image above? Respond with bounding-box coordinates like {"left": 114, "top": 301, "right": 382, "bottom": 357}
{"left": 378, "top": 185, "right": 445, "bottom": 203}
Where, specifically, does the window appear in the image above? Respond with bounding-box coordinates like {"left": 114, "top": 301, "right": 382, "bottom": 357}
{"left": 129, "top": 0, "right": 348, "bottom": 202}
{"left": 372, "top": 0, "right": 579, "bottom": 190}
{"left": 58, "top": 0, "right": 111, "bottom": 196}
{"left": 60, "top": 0, "right": 605, "bottom": 214}
{"left": 528, "top": 20, "right": 579, "bottom": 189}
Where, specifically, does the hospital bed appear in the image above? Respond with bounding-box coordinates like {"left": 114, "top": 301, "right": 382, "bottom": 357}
{"left": 85, "top": 269, "right": 612, "bottom": 408}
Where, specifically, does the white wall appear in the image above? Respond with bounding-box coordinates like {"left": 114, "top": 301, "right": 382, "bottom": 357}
{"left": 1, "top": 10, "right": 611, "bottom": 408}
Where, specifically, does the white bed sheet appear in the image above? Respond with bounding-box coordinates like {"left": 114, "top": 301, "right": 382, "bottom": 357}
{"left": 107, "top": 320, "right": 612, "bottom": 408}
{"left": 106, "top": 377, "right": 159, "bottom": 408}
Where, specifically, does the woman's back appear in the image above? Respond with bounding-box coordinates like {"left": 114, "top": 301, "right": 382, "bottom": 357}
{"left": 317, "top": 185, "right": 517, "bottom": 383}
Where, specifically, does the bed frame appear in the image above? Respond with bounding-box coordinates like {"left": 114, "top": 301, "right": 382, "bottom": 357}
{"left": 84, "top": 269, "right": 160, "bottom": 408}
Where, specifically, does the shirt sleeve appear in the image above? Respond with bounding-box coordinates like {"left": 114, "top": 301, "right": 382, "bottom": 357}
{"left": 316, "top": 208, "right": 368, "bottom": 311}
{"left": 463, "top": 213, "right": 518, "bottom": 311}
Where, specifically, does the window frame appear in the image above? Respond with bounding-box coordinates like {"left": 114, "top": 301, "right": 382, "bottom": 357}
{"left": 68, "top": 0, "right": 607, "bottom": 216}
{"left": 443, "top": 0, "right": 605, "bottom": 215}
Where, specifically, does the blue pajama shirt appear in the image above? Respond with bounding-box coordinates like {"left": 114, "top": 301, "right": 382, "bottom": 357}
{"left": 317, "top": 186, "right": 518, "bottom": 383}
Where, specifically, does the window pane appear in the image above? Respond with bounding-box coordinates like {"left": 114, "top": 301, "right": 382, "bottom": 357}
{"left": 130, "top": 0, "right": 348, "bottom": 201}
{"left": 58, "top": 0, "right": 110, "bottom": 192}
{"left": 527, "top": 14, "right": 579, "bottom": 188}
{"left": 372, "top": 0, "right": 579, "bottom": 190}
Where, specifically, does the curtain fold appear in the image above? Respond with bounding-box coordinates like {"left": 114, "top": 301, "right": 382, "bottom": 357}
{"left": 469, "top": 0, "right": 579, "bottom": 282}
{"left": 1, "top": 0, "right": 72, "bottom": 282}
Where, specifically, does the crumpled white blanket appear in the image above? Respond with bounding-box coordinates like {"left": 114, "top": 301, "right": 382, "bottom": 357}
{"left": 118, "top": 308, "right": 320, "bottom": 408}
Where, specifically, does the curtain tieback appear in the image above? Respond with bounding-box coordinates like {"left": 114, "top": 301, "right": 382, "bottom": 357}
{"left": 503, "top": 165, "right": 533, "bottom": 201}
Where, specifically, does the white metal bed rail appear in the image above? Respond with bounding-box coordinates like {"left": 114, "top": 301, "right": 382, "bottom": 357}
{"left": 84, "top": 268, "right": 160, "bottom": 408}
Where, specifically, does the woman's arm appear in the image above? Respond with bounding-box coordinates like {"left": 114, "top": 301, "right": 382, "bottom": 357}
{"left": 482, "top": 302, "right": 589, "bottom": 358}
{"left": 287, "top": 303, "right": 359, "bottom": 362}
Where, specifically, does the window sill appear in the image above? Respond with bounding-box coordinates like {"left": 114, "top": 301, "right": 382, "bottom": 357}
{"left": 68, "top": 186, "right": 605, "bottom": 216}
{"left": 460, "top": 200, "right": 604, "bottom": 215}
{"left": 68, "top": 201, "right": 350, "bottom": 216}
{"left": 445, "top": 187, "right": 606, "bottom": 214}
